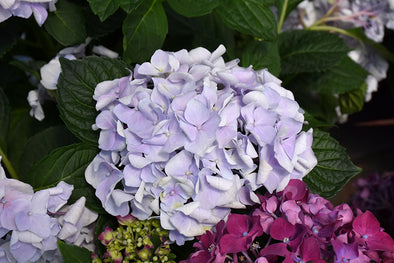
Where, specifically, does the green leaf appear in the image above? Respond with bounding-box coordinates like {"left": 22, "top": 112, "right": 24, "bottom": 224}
{"left": 57, "top": 56, "right": 129, "bottom": 145}
{"left": 123, "top": 0, "right": 168, "bottom": 64}
{"left": 286, "top": 56, "right": 368, "bottom": 95}
{"left": 304, "top": 129, "right": 361, "bottom": 198}
{"left": 58, "top": 241, "right": 92, "bottom": 263}
{"left": 242, "top": 40, "right": 280, "bottom": 76}
{"left": 87, "top": 0, "right": 119, "bottom": 22}
{"left": 17, "top": 125, "right": 77, "bottom": 177}
{"left": 279, "top": 30, "right": 350, "bottom": 75}
{"left": 339, "top": 83, "right": 367, "bottom": 114}
{"left": 168, "top": 0, "right": 220, "bottom": 17}
{"left": 118, "top": 0, "right": 144, "bottom": 13}
{"left": 216, "top": 0, "right": 277, "bottom": 40}
{"left": 0, "top": 88, "right": 10, "bottom": 151}
{"left": 44, "top": 0, "right": 87, "bottom": 46}
{"left": 24, "top": 143, "right": 104, "bottom": 213}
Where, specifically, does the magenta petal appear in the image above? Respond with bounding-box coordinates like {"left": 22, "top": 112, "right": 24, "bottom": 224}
{"left": 300, "top": 237, "right": 322, "bottom": 262}
{"left": 219, "top": 234, "right": 247, "bottom": 254}
{"left": 353, "top": 210, "right": 380, "bottom": 236}
{"left": 226, "top": 214, "right": 249, "bottom": 236}
{"left": 269, "top": 218, "right": 295, "bottom": 241}
{"left": 367, "top": 232, "right": 394, "bottom": 251}
{"left": 259, "top": 243, "right": 289, "bottom": 258}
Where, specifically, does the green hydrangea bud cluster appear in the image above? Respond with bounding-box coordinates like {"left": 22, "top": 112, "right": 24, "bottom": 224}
{"left": 95, "top": 215, "right": 175, "bottom": 263}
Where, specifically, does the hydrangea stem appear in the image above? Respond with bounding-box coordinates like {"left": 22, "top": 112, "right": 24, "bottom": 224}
{"left": 307, "top": 25, "right": 356, "bottom": 38}
{"left": 0, "top": 148, "right": 18, "bottom": 180}
{"left": 277, "top": 0, "right": 289, "bottom": 34}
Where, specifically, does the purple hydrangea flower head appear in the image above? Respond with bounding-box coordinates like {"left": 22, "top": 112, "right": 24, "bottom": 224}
{"left": 87, "top": 45, "right": 318, "bottom": 243}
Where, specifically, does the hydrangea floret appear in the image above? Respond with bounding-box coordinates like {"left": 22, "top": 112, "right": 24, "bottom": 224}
{"left": 85, "top": 45, "right": 318, "bottom": 244}
{"left": 0, "top": 0, "right": 57, "bottom": 26}
{"left": 182, "top": 179, "right": 394, "bottom": 262}
{"left": 93, "top": 215, "right": 175, "bottom": 263}
{"left": 0, "top": 176, "right": 98, "bottom": 263}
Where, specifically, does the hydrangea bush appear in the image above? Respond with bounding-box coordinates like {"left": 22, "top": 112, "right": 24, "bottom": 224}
{"left": 0, "top": 0, "right": 393, "bottom": 262}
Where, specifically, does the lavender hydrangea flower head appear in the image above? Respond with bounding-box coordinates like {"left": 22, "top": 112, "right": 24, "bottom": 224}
{"left": 0, "top": 178, "right": 98, "bottom": 262}
{"left": 0, "top": 0, "right": 57, "bottom": 26}
{"left": 86, "top": 45, "right": 317, "bottom": 244}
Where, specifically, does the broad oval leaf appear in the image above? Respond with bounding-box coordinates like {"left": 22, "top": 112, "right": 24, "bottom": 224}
{"left": 57, "top": 56, "right": 129, "bottom": 145}
{"left": 24, "top": 143, "right": 103, "bottom": 213}
{"left": 279, "top": 30, "right": 350, "bottom": 75}
{"left": 304, "top": 129, "right": 361, "bottom": 198}
{"left": 44, "top": 0, "right": 87, "bottom": 46}
{"left": 122, "top": 0, "right": 168, "bottom": 64}
{"left": 242, "top": 40, "right": 280, "bottom": 76}
{"left": 168, "top": 0, "right": 220, "bottom": 17}
{"left": 58, "top": 241, "right": 92, "bottom": 263}
{"left": 216, "top": 0, "right": 277, "bottom": 41}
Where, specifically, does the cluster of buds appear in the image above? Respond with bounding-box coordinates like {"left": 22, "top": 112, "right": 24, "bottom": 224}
{"left": 94, "top": 215, "right": 175, "bottom": 263}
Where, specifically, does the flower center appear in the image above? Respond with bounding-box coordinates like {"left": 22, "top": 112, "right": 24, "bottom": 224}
{"left": 312, "top": 227, "right": 319, "bottom": 234}
{"left": 342, "top": 258, "right": 348, "bottom": 262}
{"left": 242, "top": 232, "right": 248, "bottom": 237}
{"left": 1, "top": 197, "right": 5, "bottom": 204}
{"left": 362, "top": 234, "right": 368, "bottom": 239}
{"left": 283, "top": 237, "right": 290, "bottom": 244}
{"left": 169, "top": 190, "right": 176, "bottom": 196}
{"left": 208, "top": 244, "right": 215, "bottom": 252}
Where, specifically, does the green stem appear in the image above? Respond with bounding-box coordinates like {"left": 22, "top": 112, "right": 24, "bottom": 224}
{"left": 307, "top": 25, "right": 357, "bottom": 39}
{"left": 0, "top": 148, "right": 18, "bottom": 180}
{"left": 277, "top": 0, "right": 289, "bottom": 34}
